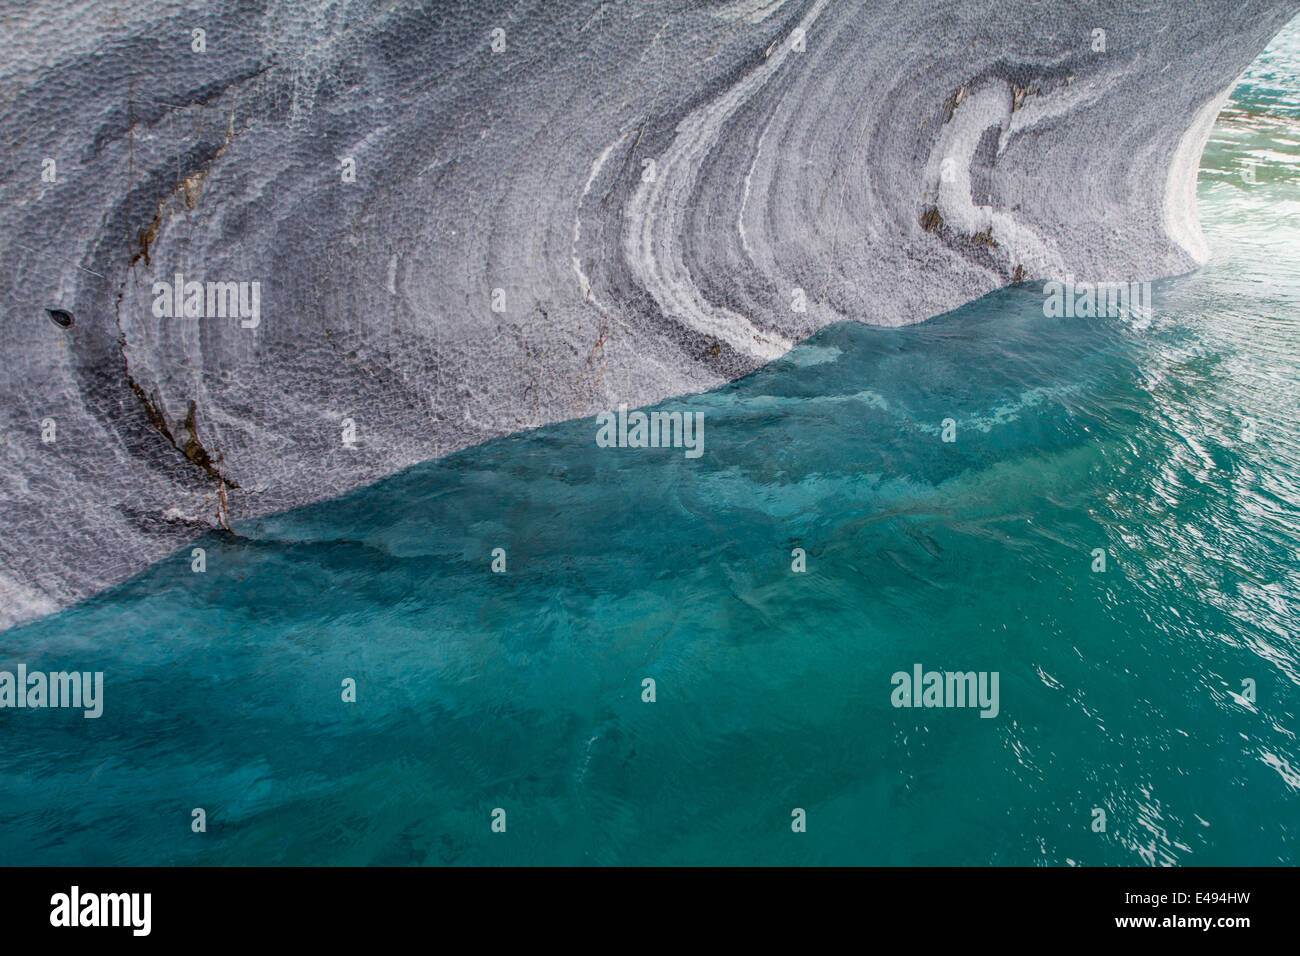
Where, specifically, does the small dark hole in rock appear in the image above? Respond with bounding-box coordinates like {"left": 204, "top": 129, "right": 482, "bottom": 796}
{"left": 46, "top": 308, "right": 74, "bottom": 329}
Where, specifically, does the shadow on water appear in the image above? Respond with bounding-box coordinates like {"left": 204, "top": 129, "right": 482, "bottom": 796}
{"left": 5, "top": 15, "right": 1300, "bottom": 867}
{"left": 5, "top": 270, "right": 1299, "bottom": 865}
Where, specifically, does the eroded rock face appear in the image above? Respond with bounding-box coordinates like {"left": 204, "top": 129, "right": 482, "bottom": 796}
{"left": 2, "top": 0, "right": 1297, "bottom": 628}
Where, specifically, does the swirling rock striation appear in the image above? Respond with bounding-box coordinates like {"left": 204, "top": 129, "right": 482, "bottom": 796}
{"left": 1, "top": 0, "right": 1297, "bottom": 627}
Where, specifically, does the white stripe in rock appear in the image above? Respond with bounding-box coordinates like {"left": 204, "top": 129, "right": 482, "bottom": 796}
{"left": 623, "top": 0, "right": 830, "bottom": 362}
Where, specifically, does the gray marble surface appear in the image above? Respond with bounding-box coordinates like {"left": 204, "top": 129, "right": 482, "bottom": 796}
{"left": 2, "top": 0, "right": 1296, "bottom": 627}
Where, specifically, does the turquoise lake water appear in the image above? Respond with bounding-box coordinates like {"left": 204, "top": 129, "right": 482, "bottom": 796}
{"left": 3, "top": 22, "right": 1299, "bottom": 866}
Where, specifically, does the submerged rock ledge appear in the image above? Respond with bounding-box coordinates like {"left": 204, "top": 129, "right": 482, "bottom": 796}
{"left": 1, "top": 0, "right": 1297, "bottom": 628}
